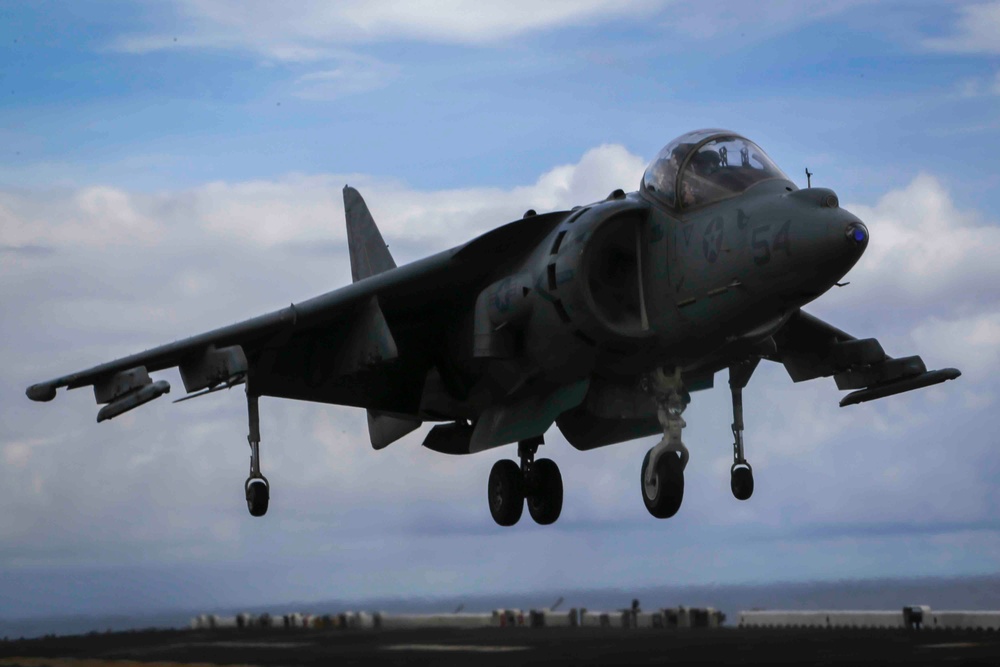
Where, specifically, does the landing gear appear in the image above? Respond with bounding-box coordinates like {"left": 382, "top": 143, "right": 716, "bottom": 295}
{"left": 488, "top": 437, "right": 563, "bottom": 527}
{"left": 729, "top": 359, "right": 759, "bottom": 501}
{"left": 641, "top": 448, "right": 684, "bottom": 518}
{"left": 526, "top": 458, "right": 563, "bottom": 525}
{"left": 640, "top": 368, "right": 689, "bottom": 519}
{"left": 488, "top": 459, "right": 523, "bottom": 526}
{"left": 245, "top": 389, "right": 270, "bottom": 517}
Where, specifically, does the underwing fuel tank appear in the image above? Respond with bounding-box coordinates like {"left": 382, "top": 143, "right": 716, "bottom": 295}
{"left": 96, "top": 380, "right": 171, "bottom": 422}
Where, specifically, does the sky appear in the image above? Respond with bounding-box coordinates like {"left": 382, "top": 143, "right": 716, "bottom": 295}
{"left": 1, "top": 0, "right": 999, "bottom": 619}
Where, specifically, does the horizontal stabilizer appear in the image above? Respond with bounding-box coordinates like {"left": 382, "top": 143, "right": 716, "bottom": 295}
{"left": 344, "top": 186, "right": 396, "bottom": 283}
{"left": 840, "top": 368, "right": 961, "bottom": 407}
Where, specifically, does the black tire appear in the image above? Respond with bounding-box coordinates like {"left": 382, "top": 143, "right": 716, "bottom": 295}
{"left": 488, "top": 459, "right": 524, "bottom": 526}
{"left": 731, "top": 465, "right": 754, "bottom": 501}
{"left": 527, "top": 458, "right": 563, "bottom": 525}
{"left": 247, "top": 479, "right": 270, "bottom": 517}
{"left": 641, "top": 449, "right": 684, "bottom": 518}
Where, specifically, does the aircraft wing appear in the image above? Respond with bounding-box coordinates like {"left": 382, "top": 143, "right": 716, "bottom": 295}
{"left": 25, "top": 206, "right": 570, "bottom": 422}
{"left": 770, "top": 310, "right": 961, "bottom": 407}
{"left": 25, "top": 249, "right": 461, "bottom": 418}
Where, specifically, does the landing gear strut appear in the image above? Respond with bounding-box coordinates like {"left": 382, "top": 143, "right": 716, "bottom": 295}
{"left": 245, "top": 389, "right": 270, "bottom": 517}
{"left": 640, "top": 368, "right": 688, "bottom": 519}
{"left": 488, "top": 436, "right": 562, "bottom": 527}
{"left": 729, "top": 359, "right": 759, "bottom": 501}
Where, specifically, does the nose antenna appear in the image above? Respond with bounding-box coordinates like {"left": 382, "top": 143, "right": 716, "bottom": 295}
{"left": 805, "top": 167, "right": 813, "bottom": 188}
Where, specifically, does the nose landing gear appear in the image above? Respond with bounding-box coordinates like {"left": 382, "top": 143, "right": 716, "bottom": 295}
{"left": 245, "top": 389, "right": 270, "bottom": 517}
{"left": 488, "top": 436, "right": 563, "bottom": 527}
{"left": 729, "top": 359, "right": 759, "bottom": 501}
{"left": 640, "top": 368, "right": 689, "bottom": 519}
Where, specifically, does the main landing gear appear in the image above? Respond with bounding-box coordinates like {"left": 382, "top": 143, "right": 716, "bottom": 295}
{"left": 729, "top": 359, "right": 759, "bottom": 501}
{"left": 488, "top": 436, "right": 563, "bottom": 527}
{"left": 245, "top": 389, "right": 270, "bottom": 517}
{"left": 640, "top": 369, "right": 689, "bottom": 519}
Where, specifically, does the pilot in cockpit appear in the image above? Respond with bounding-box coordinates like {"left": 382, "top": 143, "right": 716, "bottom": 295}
{"left": 642, "top": 130, "right": 789, "bottom": 211}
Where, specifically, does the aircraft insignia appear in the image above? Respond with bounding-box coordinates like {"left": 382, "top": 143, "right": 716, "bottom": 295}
{"left": 702, "top": 217, "right": 724, "bottom": 263}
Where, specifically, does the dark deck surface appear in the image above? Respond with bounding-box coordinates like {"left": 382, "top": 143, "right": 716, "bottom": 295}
{"left": 2, "top": 626, "right": 999, "bottom": 666}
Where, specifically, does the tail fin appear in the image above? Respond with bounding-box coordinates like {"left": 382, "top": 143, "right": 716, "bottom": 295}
{"left": 344, "top": 186, "right": 396, "bottom": 283}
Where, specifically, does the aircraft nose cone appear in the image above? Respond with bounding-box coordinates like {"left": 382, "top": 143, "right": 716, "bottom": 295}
{"left": 845, "top": 221, "right": 869, "bottom": 247}
{"left": 822, "top": 217, "right": 868, "bottom": 277}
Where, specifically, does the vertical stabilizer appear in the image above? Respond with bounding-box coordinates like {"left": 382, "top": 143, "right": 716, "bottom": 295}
{"left": 344, "top": 186, "right": 396, "bottom": 283}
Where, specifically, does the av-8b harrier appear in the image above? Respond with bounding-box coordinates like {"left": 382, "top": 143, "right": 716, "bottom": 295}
{"left": 26, "top": 129, "right": 961, "bottom": 526}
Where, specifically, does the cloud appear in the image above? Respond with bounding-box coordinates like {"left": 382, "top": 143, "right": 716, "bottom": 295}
{"left": 658, "top": 0, "right": 875, "bottom": 47}
{"left": 151, "top": 143, "right": 644, "bottom": 249}
{"left": 909, "top": 313, "right": 1000, "bottom": 382}
{"left": 923, "top": 1, "right": 1000, "bottom": 55}
{"left": 0, "top": 186, "right": 162, "bottom": 248}
{"left": 110, "top": 0, "right": 662, "bottom": 58}
{"left": 293, "top": 58, "right": 400, "bottom": 100}
{"left": 954, "top": 69, "right": 1000, "bottom": 98}
{"left": 816, "top": 173, "right": 1000, "bottom": 329}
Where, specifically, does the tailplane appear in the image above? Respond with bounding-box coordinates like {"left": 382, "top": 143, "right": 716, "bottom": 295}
{"left": 344, "top": 186, "right": 396, "bottom": 283}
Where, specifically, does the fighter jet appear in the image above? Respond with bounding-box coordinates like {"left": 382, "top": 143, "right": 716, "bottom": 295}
{"left": 25, "top": 129, "right": 961, "bottom": 526}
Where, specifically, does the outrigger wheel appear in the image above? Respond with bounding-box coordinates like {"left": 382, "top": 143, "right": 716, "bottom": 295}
{"left": 245, "top": 477, "right": 270, "bottom": 517}
{"left": 245, "top": 389, "right": 270, "bottom": 517}
{"left": 731, "top": 463, "right": 754, "bottom": 501}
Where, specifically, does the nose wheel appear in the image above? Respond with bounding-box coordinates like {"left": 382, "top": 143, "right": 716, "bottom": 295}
{"left": 488, "top": 437, "right": 563, "bottom": 527}
{"left": 641, "top": 449, "right": 684, "bottom": 518}
{"left": 640, "top": 368, "right": 689, "bottom": 519}
{"left": 245, "top": 389, "right": 270, "bottom": 517}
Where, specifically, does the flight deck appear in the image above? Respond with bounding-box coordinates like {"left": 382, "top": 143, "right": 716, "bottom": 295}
{"left": 2, "top": 619, "right": 999, "bottom": 666}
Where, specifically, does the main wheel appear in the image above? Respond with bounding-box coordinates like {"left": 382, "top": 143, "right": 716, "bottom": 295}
{"left": 246, "top": 479, "right": 270, "bottom": 517}
{"left": 641, "top": 449, "right": 684, "bottom": 518}
{"left": 526, "top": 458, "right": 563, "bottom": 525}
{"left": 731, "top": 464, "right": 754, "bottom": 500}
{"left": 488, "top": 459, "right": 524, "bottom": 526}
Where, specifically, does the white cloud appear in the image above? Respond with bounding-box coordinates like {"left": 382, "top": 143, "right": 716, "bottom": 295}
{"left": 0, "top": 186, "right": 161, "bottom": 248}
{"left": 910, "top": 313, "right": 1000, "bottom": 382}
{"left": 954, "top": 69, "right": 1000, "bottom": 98}
{"left": 111, "top": 0, "right": 662, "bottom": 58}
{"left": 293, "top": 58, "right": 400, "bottom": 100}
{"left": 820, "top": 173, "right": 1000, "bottom": 319}
{"left": 138, "top": 143, "right": 643, "bottom": 249}
{"left": 659, "top": 0, "right": 875, "bottom": 48}
{"left": 923, "top": 1, "right": 1000, "bottom": 55}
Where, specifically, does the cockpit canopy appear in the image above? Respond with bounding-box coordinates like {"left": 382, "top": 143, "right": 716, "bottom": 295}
{"left": 642, "top": 129, "right": 789, "bottom": 209}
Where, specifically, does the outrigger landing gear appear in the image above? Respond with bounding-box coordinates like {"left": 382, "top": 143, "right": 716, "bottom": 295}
{"left": 245, "top": 389, "right": 270, "bottom": 517}
{"left": 640, "top": 368, "right": 689, "bottom": 519}
{"left": 488, "top": 436, "right": 563, "bottom": 527}
{"left": 729, "top": 359, "right": 759, "bottom": 501}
